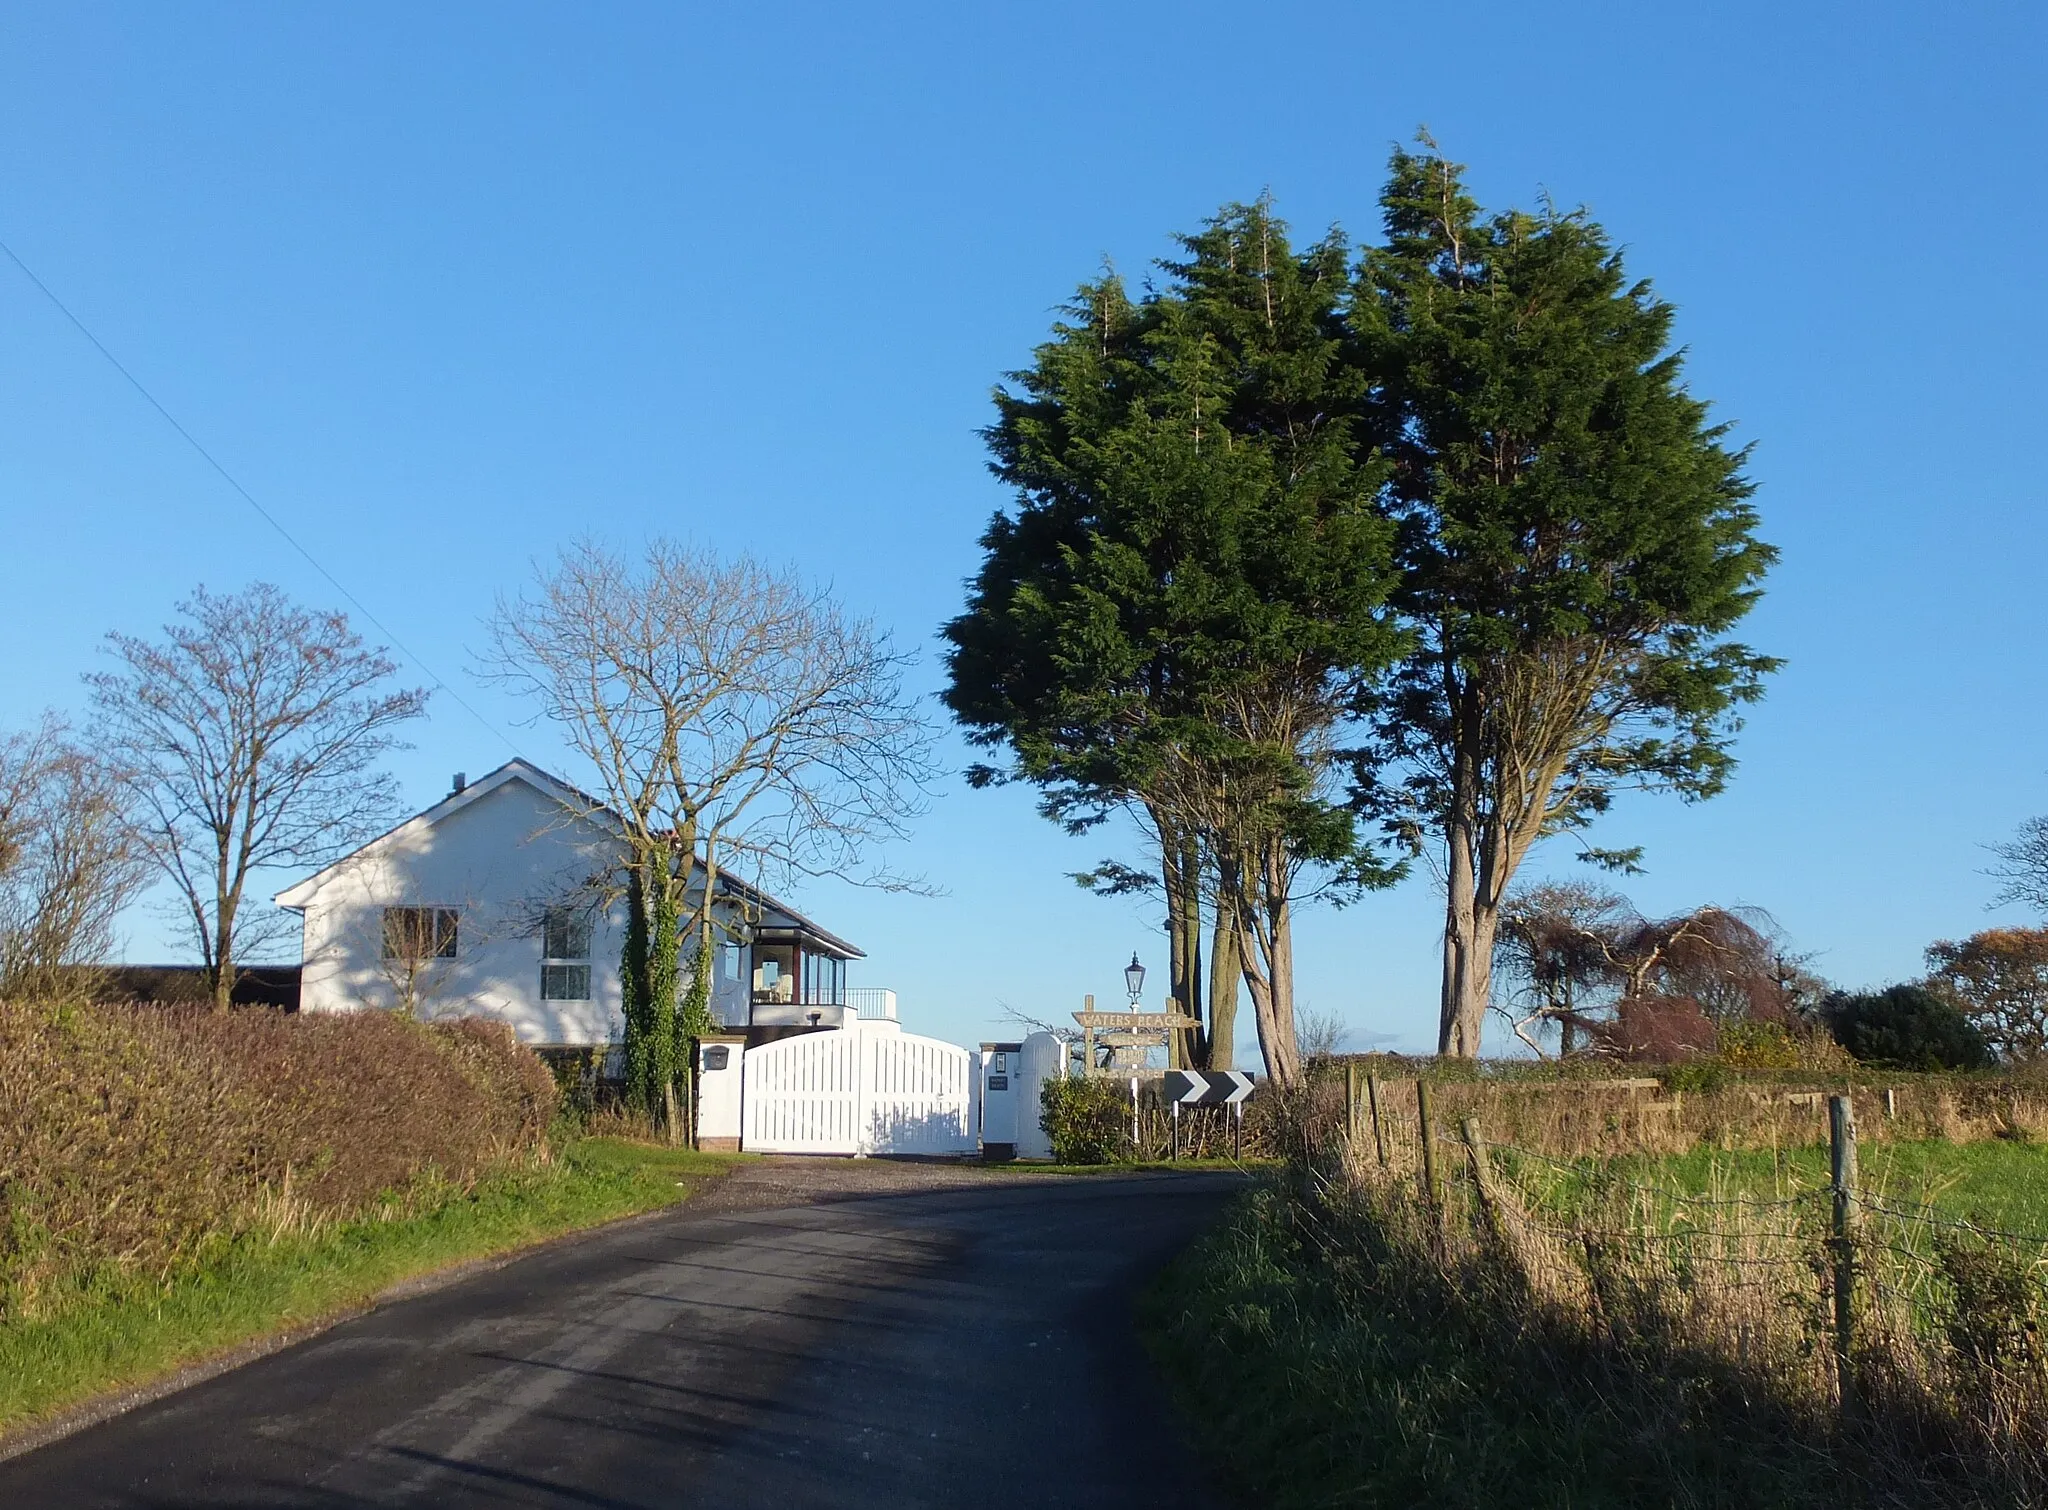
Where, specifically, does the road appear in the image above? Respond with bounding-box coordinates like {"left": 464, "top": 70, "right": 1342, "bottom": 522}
{"left": 0, "top": 1163, "right": 1240, "bottom": 1509}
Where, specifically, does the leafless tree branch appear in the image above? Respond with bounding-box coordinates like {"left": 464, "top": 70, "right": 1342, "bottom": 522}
{"left": 86, "top": 583, "right": 428, "bottom": 1009}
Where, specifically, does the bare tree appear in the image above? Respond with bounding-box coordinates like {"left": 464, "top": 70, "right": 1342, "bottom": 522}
{"left": 1990, "top": 815, "right": 2048, "bottom": 915}
{"left": 0, "top": 716, "right": 149, "bottom": 998}
{"left": 1296, "top": 1009, "right": 1350, "bottom": 1064}
{"left": 480, "top": 539, "right": 937, "bottom": 1130}
{"left": 1604, "top": 905, "right": 1787, "bottom": 1022}
{"left": 87, "top": 584, "right": 428, "bottom": 1011}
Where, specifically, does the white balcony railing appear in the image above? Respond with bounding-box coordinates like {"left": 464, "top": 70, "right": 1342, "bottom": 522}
{"left": 847, "top": 987, "right": 898, "bottom": 1021}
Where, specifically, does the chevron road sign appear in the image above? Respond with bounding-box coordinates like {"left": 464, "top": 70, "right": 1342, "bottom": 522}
{"left": 1164, "top": 1069, "right": 1256, "bottom": 1106}
{"left": 1164, "top": 1070, "right": 1255, "bottom": 1159}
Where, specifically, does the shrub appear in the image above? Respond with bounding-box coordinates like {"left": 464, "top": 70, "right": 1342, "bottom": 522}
{"left": 0, "top": 1000, "right": 554, "bottom": 1318}
{"left": 1659, "top": 1058, "right": 1730, "bottom": 1095}
{"left": 536, "top": 1046, "right": 608, "bottom": 1135}
{"left": 1825, "top": 985, "right": 1994, "bottom": 1071}
{"left": 1039, "top": 1076, "right": 1133, "bottom": 1164}
{"left": 1716, "top": 1019, "right": 1802, "bottom": 1069}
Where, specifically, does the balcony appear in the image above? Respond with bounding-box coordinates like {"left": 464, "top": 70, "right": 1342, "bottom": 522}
{"left": 847, "top": 987, "right": 897, "bottom": 1021}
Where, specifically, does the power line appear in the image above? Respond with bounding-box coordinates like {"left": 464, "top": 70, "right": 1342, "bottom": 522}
{"left": 0, "top": 235, "right": 521, "bottom": 757}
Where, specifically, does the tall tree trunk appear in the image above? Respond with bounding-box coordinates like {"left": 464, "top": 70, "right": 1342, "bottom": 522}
{"left": 1233, "top": 842, "right": 1302, "bottom": 1088}
{"left": 1439, "top": 683, "right": 1489, "bottom": 1057}
{"left": 1180, "top": 832, "right": 1204, "bottom": 1064}
{"left": 211, "top": 888, "right": 237, "bottom": 1013}
{"left": 621, "top": 863, "right": 651, "bottom": 1118}
{"left": 648, "top": 842, "right": 682, "bottom": 1147}
{"left": 679, "top": 920, "right": 716, "bottom": 1149}
{"left": 1207, "top": 861, "right": 1242, "bottom": 1071}
{"left": 1440, "top": 810, "right": 1485, "bottom": 1055}
{"left": 1159, "top": 824, "right": 1204, "bottom": 1068}
{"left": 1455, "top": 902, "right": 1499, "bottom": 1057}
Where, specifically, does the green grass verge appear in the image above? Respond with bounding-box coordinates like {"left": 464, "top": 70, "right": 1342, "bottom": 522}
{"left": 0, "top": 1138, "right": 743, "bottom": 1436}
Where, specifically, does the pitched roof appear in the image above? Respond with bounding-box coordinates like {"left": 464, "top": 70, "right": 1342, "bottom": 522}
{"left": 271, "top": 758, "right": 863, "bottom": 958}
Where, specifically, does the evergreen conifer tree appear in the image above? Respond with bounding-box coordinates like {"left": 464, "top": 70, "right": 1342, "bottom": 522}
{"left": 1353, "top": 143, "right": 1779, "bottom": 1056}
{"left": 945, "top": 203, "right": 1404, "bottom": 1084}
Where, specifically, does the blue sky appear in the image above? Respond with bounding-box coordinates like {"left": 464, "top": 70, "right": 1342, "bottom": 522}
{"left": 2, "top": 2, "right": 2043, "bottom": 1056}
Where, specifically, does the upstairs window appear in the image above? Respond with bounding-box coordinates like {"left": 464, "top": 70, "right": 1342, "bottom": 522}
{"left": 542, "top": 906, "right": 592, "bottom": 1001}
{"left": 383, "top": 907, "right": 458, "bottom": 961}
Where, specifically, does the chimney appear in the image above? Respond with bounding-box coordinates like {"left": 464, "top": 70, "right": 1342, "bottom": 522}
{"left": 451, "top": 772, "right": 467, "bottom": 795}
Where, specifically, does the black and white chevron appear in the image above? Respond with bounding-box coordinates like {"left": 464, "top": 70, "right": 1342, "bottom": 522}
{"left": 1163, "top": 1069, "right": 1256, "bottom": 1106}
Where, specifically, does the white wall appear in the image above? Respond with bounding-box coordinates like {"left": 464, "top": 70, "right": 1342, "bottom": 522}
{"left": 295, "top": 777, "right": 628, "bottom": 1046}
{"left": 289, "top": 770, "right": 843, "bottom": 1048}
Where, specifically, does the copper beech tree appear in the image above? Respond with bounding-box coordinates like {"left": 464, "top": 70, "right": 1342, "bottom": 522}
{"left": 1492, "top": 881, "right": 1803, "bottom": 1058}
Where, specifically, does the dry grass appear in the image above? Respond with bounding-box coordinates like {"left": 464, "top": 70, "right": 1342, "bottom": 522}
{"left": 1317, "top": 1061, "right": 2048, "bottom": 1161}
{"left": 1145, "top": 1072, "right": 2048, "bottom": 1507}
{"left": 0, "top": 999, "right": 555, "bottom": 1320}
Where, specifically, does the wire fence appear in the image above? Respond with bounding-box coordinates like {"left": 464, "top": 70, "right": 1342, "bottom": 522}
{"left": 1317, "top": 1069, "right": 2048, "bottom": 1415}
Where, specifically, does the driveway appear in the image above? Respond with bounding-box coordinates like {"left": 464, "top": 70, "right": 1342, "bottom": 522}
{"left": 0, "top": 1162, "right": 1242, "bottom": 1508}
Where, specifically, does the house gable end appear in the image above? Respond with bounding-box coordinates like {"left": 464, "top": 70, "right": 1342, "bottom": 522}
{"left": 274, "top": 761, "right": 619, "bottom": 910}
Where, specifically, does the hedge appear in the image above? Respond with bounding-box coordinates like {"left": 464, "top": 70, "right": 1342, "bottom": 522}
{"left": 0, "top": 1000, "right": 554, "bottom": 1319}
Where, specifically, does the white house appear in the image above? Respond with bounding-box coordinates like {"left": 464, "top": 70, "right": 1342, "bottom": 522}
{"left": 273, "top": 759, "right": 872, "bottom": 1050}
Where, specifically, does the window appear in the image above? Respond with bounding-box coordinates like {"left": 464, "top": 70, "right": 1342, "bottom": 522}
{"left": 383, "top": 907, "right": 458, "bottom": 961}
{"left": 752, "top": 942, "right": 795, "bottom": 1003}
{"left": 542, "top": 905, "right": 591, "bottom": 1001}
{"left": 543, "top": 907, "right": 590, "bottom": 961}
{"left": 800, "top": 952, "right": 846, "bottom": 1006}
{"left": 719, "top": 942, "right": 743, "bottom": 982}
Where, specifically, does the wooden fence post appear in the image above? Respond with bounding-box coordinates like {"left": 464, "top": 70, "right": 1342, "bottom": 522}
{"left": 1346, "top": 1062, "right": 1360, "bottom": 1147}
{"left": 1417, "top": 1079, "right": 1439, "bottom": 1215}
{"left": 1459, "top": 1117, "right": 1503, "bottom": 1233}
{"left": 1830, "top": 1093, "right": 1859, "bottom": 1411}
{"left": 1367, "top": 1073, "right": 1388, "bottom": 1169}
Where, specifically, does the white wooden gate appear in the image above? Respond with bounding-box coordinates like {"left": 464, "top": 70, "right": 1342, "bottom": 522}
{"left": 742, "top": 1028, "right": 977, "bottom": 1155}
{"left": 740, "top": 1029, "right": 862, "bottom": 1154}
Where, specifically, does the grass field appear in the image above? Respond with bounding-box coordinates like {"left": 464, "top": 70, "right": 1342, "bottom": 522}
{"left": 1146, "top": 1136, "right": 2048, "bottom": 1508}
{"left": 1499, "top": 1136, "right": 2048, "bottom": 1253}
{"left": 0, "top": 1138, "right": 742, "bottom": 1438}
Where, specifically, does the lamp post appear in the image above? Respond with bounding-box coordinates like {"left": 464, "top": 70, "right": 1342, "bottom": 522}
{"left": 1124, "top": 952, "right": 1146, "bottom": 1007}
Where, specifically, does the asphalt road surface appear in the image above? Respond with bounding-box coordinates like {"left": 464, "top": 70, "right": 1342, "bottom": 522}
{"left": 0, "top": 1164, "right": 1242, "bottom": 1509}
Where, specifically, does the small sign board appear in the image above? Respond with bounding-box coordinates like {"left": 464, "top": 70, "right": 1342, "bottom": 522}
{"left": 1163, "top": 1069, "right": 1256, "bottom": 1106}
